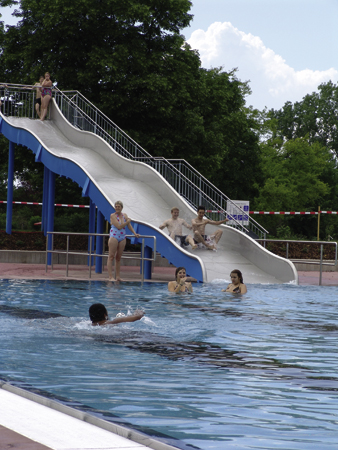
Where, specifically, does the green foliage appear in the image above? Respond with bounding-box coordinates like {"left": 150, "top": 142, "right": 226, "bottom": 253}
{"left": 254, "top": 137, "right": 331, "bottom": 212}
{"left": 1, "top": 0, "right": 337, "bottom": 243}
{"left": 54, "top": 211, "right": 89, "bottom": 233}
{"left": 0, "top": 0, "right": 262, "bottom": 203}
{"left": 269, "top": 81, "right": 338, "bottom": 157}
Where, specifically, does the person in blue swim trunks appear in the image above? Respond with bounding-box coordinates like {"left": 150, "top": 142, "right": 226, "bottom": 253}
{"left": 108, "top": 200, "right": 140, "bottom": 281}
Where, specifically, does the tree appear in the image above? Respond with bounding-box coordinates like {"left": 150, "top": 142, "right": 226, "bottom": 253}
{"left": 252, "top": 135, "right": 338, "bottom": 238}
{"left": 0, "top": 0, "right": 262, "bottom": 208}
{"left": 269, "top": 81, "right": 338, "bottom": 157}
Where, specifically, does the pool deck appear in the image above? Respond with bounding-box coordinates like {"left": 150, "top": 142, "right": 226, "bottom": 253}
{"left": 1, "top": 262, "right": 338, "bottom": 450}
{"left": 1, "top": 262, "right": 338, "bottom": 285}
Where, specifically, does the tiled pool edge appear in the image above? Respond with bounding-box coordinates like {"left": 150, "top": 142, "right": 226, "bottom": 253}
{"left": 0, "top": 380, "right": 181, "bottom": 450}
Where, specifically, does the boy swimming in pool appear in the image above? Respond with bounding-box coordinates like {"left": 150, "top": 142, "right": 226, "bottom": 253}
{"left": 89, "top": 303, "right": 144, "bottom": 326}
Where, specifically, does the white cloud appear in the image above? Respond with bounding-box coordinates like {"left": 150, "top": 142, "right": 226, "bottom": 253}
{"left": 187, "top": 22, "right": 338, "bottom": 110}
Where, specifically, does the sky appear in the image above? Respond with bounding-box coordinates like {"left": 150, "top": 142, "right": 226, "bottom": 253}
{"left": 1, "top": 0, "right": 337, "bottom": 111}
{"left": 183, "top": 0, "right": 338, "bottom": 110}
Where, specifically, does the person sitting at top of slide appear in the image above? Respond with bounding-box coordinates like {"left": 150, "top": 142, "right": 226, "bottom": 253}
{"left": 108, "top": 200, "right": 140, "bottom": 282}
{"left": 192, "top": 205, "right": 229, "bottom": 250}
{"left": 159, "top": 207, "right": 197, "bottom": 249}
{"left": 89, "top": 303, "right": 145, "bottom": 326}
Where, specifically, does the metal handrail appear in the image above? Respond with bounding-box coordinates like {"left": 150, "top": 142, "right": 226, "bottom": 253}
{"left": 1, "top": 83, "right": 268, "bottom": 238}
{"left": 45, "top": 231, "right": 157, "bottom": 282}
{"left": 54, "top": 89, "right": 268, "bottom": 238}
{"left": 257, "top": 239, "right": 338, "bottom": 286}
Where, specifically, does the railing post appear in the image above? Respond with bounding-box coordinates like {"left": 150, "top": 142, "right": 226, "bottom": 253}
{"left": 286, "top": 242, "right": 289, "bottom": 259}
{"left": 319, "top": 244, "right": 323, "bottom": 286}
{"left": 6, "top": 141, "right": 14, "bottom": 234}
{"left": 144, "top": 245, "right": 152, "bottom": 280}
{"left": 89, "top": 236, "right": 92, "bottom": 279}
{"left": 51, "top": 234, "right": 54, "bottom": 270}
{"left": 45, "top": 233, "right": 49, "bottom": 273}
{"left": 66, "top": 235, "right": 69, "bottom": 277}
{"left": 141, "top": 239, "right": 145, "bottom": 283}
{"left": 95, "top": 211, "right": 104, "bottom": 273}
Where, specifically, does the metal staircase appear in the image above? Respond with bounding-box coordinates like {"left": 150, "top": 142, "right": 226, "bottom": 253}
{"left": 1, "top": 83, "right": 268, "bottom": 239}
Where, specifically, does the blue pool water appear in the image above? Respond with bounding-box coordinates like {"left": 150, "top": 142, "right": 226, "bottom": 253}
{"left": 0, "top": 279, "right": 338, "bottom": 450}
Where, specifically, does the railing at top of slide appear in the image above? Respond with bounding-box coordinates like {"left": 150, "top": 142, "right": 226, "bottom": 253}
{"left": 0, "top": 83, "right": 268, "bottom": 239}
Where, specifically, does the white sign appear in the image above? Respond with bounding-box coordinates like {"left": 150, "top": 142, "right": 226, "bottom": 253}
{"left": 226, "top": 201, "right": 249, "bottom": 225}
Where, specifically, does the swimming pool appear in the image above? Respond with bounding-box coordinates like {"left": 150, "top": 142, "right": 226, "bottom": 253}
{"left": 1, "top": 279, "right": 338, "bottom": 449}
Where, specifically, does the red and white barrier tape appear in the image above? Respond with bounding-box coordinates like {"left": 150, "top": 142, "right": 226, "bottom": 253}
{"left": 249, "top": 211, "right": 338, "bottom": 215}
{"left": 1, "top": 203, "right": 337, "bottom": 215}
{"left": 0, "top": 201, "right": 89, "bottom": 208}
{"left": 206, "top": 209, "right": 338, "bottom": 215}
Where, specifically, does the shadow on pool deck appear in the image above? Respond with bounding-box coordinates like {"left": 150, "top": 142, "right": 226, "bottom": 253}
{"left": 1, "top": 262, "right": 338, "bottom": 285}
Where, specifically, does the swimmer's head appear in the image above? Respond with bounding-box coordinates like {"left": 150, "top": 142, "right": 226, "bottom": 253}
{"left": 89, "top": 303, "right": 108, "bottom": 323}
{"left": 115, "top": 200, "right": 123, "bottom": 209}
{"left": 171, "top": 207, "right": 179, "bottom": 213}
{"left": 175, "top": 266, "right": 186, "bottom": 279}
{"left": 197, "top": 206, "right": 205, "bottom": 212}
{"left": 230, "top": 269, "right": 243, "bottom": 284}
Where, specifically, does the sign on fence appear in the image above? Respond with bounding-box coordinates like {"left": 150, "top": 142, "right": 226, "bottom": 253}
{"left": 226, "top": 201, "right": 249, "bottom": 225}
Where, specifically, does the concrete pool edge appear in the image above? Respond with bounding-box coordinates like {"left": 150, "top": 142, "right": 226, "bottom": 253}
{"left": 0, "top": 380, "right": 183, "bottom": 450}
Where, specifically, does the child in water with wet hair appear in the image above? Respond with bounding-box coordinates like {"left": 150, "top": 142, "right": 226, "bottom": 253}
{"left": 89, "top": 303, "right": 144, "bottom": 326}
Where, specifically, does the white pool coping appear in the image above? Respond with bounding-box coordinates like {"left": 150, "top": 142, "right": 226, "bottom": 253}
{"left": 0, "top": 382, "right": 180, "bottom": 450}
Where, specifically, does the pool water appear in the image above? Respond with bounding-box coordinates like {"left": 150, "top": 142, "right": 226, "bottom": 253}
{"left": 1, "top": 279, "right": 338, "bottom": 450}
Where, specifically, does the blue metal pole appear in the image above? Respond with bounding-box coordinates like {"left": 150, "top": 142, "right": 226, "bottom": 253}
{"left": 42, "top": 166, "right": 49, "bottom": 235}
{"left": 88, "top": 200, "right": 96, "bottom": 266}
{"left": 6, "top": 141, "right": 15, "bottom": 234}
{"left": 95, "top": 210, "right": 104, "bottom": 273}
{"left": 143, "top": 245, "right": 152, "bottom": 280}
{"left": 47, "top": 170, "right": 55, "bottom": 265}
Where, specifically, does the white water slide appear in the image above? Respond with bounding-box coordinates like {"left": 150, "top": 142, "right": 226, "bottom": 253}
{"left": 0, "top": 98, "right": 298, "bottom": 284}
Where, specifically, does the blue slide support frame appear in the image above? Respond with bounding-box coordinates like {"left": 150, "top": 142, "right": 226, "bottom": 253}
{"left": 6, "top": 141, "right": 14, "bottom": 234}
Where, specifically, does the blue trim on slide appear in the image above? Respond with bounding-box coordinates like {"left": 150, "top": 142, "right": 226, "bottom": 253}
{"left": 0, "top": 116, "right": 204, "bottom": 282}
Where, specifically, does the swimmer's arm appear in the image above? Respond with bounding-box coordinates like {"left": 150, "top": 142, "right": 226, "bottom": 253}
{"left": 187, "top": 282, "right": 193, "bottom": 293}
{"left": 207, "top": 218, "right": 229, "bottom": 225}
{"left": 159, "top": 220, "right": 169, "bottom": 230}
{"left": 168, "top": 279, "right": 189, "bottom": 293}
{"left": 42, "top": 79, "right": 52, "bottom": 87}
{"left": 106, "top": 311, "right": 145, "bottom": 324}
{"left": 222, "top": 284, "right": 232, "bottom": 292}
{"left": 110, "top": 213, "right": 131, "bottom": 229}
{"left": 127, "top": 221, "right": 140, "bottom": 238}
{"left": 240, "top": 284, "right": 247, "bottom": 294}
{"left": 191, "top": 219, "right": 206, "bottom": 230}
{"left": 182, "top": 220, "right": 192, "bottom": 230}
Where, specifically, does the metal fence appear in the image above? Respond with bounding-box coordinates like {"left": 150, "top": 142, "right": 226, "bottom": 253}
{"left": 1, "top": 83, "right": 268, "bottom": 239}
{"left": 258, "top": 239, "right": 338, "bottom": 285}
{"left": 46, "top": 231, "right": 156, "bottom": 281}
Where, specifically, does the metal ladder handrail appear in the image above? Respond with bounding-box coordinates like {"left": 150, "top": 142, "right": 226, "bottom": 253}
{"left": 53, "top": 88, "right": 267, "bottom": 238}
